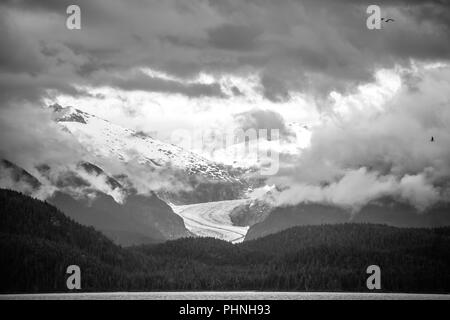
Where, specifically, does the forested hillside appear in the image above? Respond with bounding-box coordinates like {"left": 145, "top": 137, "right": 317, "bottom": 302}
{"left": 1, "top": 189, "right": 450, "bottom": 293}
{"left": 245, "top": 200, "right": 450, "bottom": 241}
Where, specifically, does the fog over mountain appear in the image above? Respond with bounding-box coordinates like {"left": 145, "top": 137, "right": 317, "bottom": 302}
{"left": 1, "top": 0, "right": 450, "bottom": 244}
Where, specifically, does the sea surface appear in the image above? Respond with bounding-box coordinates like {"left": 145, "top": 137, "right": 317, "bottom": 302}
{"left": 1, "top": 292, "right": 449, "bottom": 300}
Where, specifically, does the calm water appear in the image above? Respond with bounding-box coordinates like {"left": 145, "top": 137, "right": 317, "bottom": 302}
{"left": 1, "top": 292, "right": 449, "bottom": 300}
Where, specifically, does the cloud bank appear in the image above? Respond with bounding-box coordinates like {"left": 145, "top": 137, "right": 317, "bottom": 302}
{"left": 1, "top": 0, "right": 449, "bottom": 104}
{"left": 1, "top": 0, "right": 450, "bottom": 212}
{"left": 258, "top": 63, "right": 450, "bottom": 211}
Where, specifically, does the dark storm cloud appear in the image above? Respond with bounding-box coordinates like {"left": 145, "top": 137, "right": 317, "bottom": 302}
{"left": 233, "top": 109, "right": 293, "bottom": 139}
{"left": 0, "top": 12, "right": 43, "bottom": 75}
{"left": 231, "top": 86, "right": 243, "bottom": 96}
{"left": 107, "top": 71, "right": 226, "bottom": 98}
{"left": 207, "top": 24, "right": 262, "bottom": 51}
{"left": 0, "top": 72, "right": 91, "bottom": 104}
{"left": 260, "top": 74, "right": 291, "bottom": 102}
{"left": 0, "top": 0, "right": 449, "bottom": 103}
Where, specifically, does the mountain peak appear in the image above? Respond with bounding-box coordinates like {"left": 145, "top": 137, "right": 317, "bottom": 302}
{"left": 50, "top": 104, "right": 239, "bottom": 183}
{"left": 50, "top": 104, "right": 91, "bottom": 124}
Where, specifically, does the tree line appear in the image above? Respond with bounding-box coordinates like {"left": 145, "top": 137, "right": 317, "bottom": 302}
{"left": 1, "top": 189, "right": 449, "bottom": 293}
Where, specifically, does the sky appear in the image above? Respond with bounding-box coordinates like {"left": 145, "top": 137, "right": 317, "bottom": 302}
{"left": 0, "top": 0, "right": 450, "bottom": 210}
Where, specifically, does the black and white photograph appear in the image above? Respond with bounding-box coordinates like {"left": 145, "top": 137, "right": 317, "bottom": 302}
{"left": 1, "top": 0, "right": 450, "bottom": 306}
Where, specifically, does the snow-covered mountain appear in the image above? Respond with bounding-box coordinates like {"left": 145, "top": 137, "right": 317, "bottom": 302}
{"left": 51, "top": 104, "right": 238, "bottom": 183}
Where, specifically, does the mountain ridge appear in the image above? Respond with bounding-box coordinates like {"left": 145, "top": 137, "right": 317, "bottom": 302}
{"left": 49, "top": 103, "right": 249, "bottom": 204}
{"left": 1, "top": 189, "right": 450, "bottom": 293}
{"left": 245, "top": 200, "right": 450, "bottom": 241}
{"left": 51, "top": 104, "right": 239, "bottom": 183}
{"left": 0, "top": 159, "right": 191, "bottom": 246}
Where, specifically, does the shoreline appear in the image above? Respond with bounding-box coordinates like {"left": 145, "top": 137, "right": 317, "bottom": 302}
{"left": 2, "top": 291, "right": 449, "bottom": 300}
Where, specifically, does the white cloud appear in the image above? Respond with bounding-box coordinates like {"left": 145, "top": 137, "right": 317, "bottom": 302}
{"left": 263, "top": 62, "right": 450, "bottom": 210}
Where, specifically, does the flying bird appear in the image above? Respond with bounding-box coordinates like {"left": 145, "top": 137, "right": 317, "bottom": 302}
{"left": 381, "top": 18, "right": 395, "bottom": 22}
{"left": 431, "top": 136, "right": 435, "bottom": 142}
